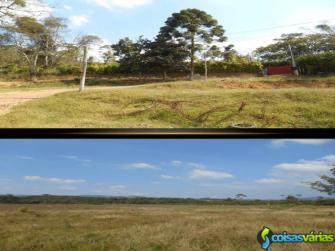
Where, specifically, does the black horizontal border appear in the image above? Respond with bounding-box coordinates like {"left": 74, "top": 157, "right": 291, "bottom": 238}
{"left": 0, "top": 129, "right": 334, "bottom": 139}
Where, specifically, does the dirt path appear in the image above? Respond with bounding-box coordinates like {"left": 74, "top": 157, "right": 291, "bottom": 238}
{"left": 0, "top": 89, "right": 74, "bottom": 116}
{"left": 0, "top": 85, "right": 149, "bottom": 116}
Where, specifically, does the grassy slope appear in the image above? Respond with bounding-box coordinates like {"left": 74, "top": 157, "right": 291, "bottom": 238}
{"left": 0, "top": 204, "right": 334, "bottom": 251}
{"left": 0, "top": 78, "right": 334, "bottom": 128}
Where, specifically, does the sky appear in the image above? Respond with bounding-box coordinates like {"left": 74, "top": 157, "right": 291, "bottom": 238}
{"left": 31, "top": 0, "right": 335, "bottom": 56}
{"left": 0, "top": 139, "right": 334, "bottom": 199}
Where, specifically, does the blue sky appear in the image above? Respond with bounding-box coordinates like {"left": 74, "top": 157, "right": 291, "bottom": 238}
{"left": 40, "top": 0, "right": 335, "bottom": 55}
{"left": 0, "top": 139, "right": 334, "bottom": 199}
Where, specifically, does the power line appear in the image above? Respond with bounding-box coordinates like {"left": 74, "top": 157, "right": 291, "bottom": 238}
{"left": 226, "top": 19, "right": 335, "bottom": 36}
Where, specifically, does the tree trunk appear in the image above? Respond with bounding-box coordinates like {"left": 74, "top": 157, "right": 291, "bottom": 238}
{"left": 80, "top": 46, "right": 88, "bottom": 92}
{"left": 204, "top": 54, "right": 208, "bottom": 80}
{"left": 30, "top": 54, "right": 39, "bottom": 82}
{"left": 190, "top": 36, "right": 195, "bottom": 81}
{"left": 45, "top": 38, "right": 49, "bottom": 68}
{"left": 163, "top": 70, "right": 167, "bottom": 81}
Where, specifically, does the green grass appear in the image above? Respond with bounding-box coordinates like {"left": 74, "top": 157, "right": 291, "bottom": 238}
{"left": 0, "top": 78, "right": 334, "bottom": 128}
{"left": 0, "top": 204, "right": 333, "bottom": 251}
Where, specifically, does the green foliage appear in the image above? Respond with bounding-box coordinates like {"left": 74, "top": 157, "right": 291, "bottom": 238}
{"left": 255, "top": 32, "right": 332, "bottom": 63}
{"left": 112, "top": 36, "right": 149, "bottom": 74}
{"left": 56, "top": 64, "right": 81, "bottom": 75}
{"left": 196, "top": 60, "right": 263, "bottom": 74}
{"left": 158, "top": 8, "right": 227, "bottom": 78}
{"left": 308, "top": 166, "right": 335, "bottom": 196}
{"left": 297, "top": 52, "right": 335, "bottom": 75}
{"left": 0, "top": 194, "right": 334, "bottom": 205}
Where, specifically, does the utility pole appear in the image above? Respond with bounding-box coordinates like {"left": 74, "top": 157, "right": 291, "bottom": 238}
{"left": 288, "top": 44, "right": 299, "bottom": 76}
{"left": 80, "top": 45, "right": 88, "bottom": 92}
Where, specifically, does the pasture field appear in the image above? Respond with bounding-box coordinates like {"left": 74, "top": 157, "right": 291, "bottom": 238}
{"left": 0, "top": 204, "right": 334, "bottom": 251}
{"left": 0, "top": 76, "right": 334, "bottom": 128}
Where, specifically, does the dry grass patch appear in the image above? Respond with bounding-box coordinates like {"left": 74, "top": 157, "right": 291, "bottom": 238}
{"left": 0, "top": 204, "right": 334, "bottom": 251}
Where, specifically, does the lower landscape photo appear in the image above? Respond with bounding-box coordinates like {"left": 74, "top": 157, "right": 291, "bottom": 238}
{"left": 0, "top": 139, "right": 334, "bottom": 251}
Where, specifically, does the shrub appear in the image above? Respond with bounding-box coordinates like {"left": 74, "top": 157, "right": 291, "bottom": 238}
{"left": 195, "top": 60, "right": 263, "bottom": 74}
{"left": 297, "top": 52, "right": 335, "bottom": 75}
{"left": 56, "top": 64, "right": 81, "bottom": 75}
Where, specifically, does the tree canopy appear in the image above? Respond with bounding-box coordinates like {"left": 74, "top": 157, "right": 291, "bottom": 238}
{"left": 158, "top": 8, "right": 227, "bottom": 79}
{"left": 308, "top": 166, "right": 335, "bottom": 196}
{"left": 255, "top": 25, "right": 335, "bottom": 64}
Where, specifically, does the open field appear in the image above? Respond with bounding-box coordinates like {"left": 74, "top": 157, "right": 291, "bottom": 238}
{"left": 0, "top": 204, "right": 334, "bottom": 251}
{"left": 0, "top": 77, "right": 334, "bottom": 128}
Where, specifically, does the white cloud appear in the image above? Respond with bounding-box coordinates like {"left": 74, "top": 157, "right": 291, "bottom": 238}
{"left": 63, "top": 5, "right": 72, "bottom": 11}
{"left": 24, "top": 176, "right": 86, "bottom": 184}
{"left": 88, "top": 0, "right": 152, "bottom": 9}
{"left": 61, "top": 155, "right": 92, "bottom": 165}
{"left": 126, "top": 162, "right": 157, "bottom": 170}
{"left": 47, "top": 178, "right": 86, "bottom": 185}
{"left": 172, "top": 160, "right": 182, "bottom": 167}
{"left": 322, "top": 155, "right": 335, "bottom": 163}
{"left": 161, "top": 175, "right": 180, "bottom": 180}
{"left": 255, "top": 178, "right": 284, "bottom": 185}
{"left": 69, "top": 15, "right": 89, "bottom": 27}
{"left": 188, "top": 162, "right": 207, "bottom": 169}
{"left": 271, "top": 139, "right": 332, "bottom": 148}
{"left": 190, "top": 169, "right": 233, "bottom": 180}
{"left": 275, "top": 160, "right": 331, "bottom": 172}
{"left": 24, "top": 176, "right": 42, "bottom": 181}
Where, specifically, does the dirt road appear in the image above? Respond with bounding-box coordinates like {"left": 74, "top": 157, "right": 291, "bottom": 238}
{"left": 0, "top": 89, "right": 73, "bottom": 115}
{"left": 0, "top": 85, "right": 149, "bottom": 116}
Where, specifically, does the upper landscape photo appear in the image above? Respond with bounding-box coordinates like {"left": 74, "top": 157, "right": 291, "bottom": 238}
{"left": 0, "top": 0, "right": 334, "bottom": 128}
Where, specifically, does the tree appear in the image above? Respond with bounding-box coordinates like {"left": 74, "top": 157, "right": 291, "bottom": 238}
{"left": 235, "top": 194, "right": 247, "bottom": 200}
{"left": 202, "top": 45, "right": 223, "bottom": 80}
{"left": 2, "top": 16, "right": 45, "bottom": 80}
{"left": 254, "top": 29, "right": 334, "bottom": 64}
{"left": 144, "top": 35, "right": 188, "bottom": 80}
{"left": 316, "top": 24, "right": 335, "bottom": 51}
{"left": 0, "top": 0, "right": 26, "bottom": 27}
{"left": 159, "top": 8, "right": 226, "bottom": 80}
{"left": 223, "top": 44, "right": 238, "bottom": 61}
{"left": 286, "top": 195, "right": 299, "bottom": 203}
{"left": 77, "top": 35, "right": 102, "bottom": 92}
{"left": 112, "top": 36, "right": 149, "bottom": 74}
{"left": 39, "top": 16, "right": 67, "bottom": 68}
{"left": 57, "top": 43, "right": 81, "bottom": 65}
{"left": 308, "top": 165, "right": 335, "bottom": 196}
{"left": 100, "top": 45, "right": 116, "bottom": 64}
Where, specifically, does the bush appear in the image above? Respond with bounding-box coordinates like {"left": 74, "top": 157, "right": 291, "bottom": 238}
{"left": 195, "top": 60, "right": 263, "bottom": 75}
{"left": 297, "top": 52, "right": 335, "bottom": 75}
{"left": 56, "top": 64, "right": 81, "bottom": 75}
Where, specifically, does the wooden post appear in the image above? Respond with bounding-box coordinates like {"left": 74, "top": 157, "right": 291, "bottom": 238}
{"left": 80, "top": 45, "right": 88, "bottom": 92}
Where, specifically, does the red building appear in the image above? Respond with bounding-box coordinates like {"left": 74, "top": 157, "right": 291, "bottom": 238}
{"left": 267, "top": 65, "right": 294, "bottom": 75}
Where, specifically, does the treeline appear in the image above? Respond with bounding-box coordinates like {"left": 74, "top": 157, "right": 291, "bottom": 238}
{"left": 1, "top": 1, "right": 334, "bottom": 81}
{"left": 255, "top": 25, "right": 335, "bottom": 75}
{"left": 0, "top": 195, "right": 334, "bottom": 206}
{"left": 0, "top": 2, "right": 262, "bottom": 81}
